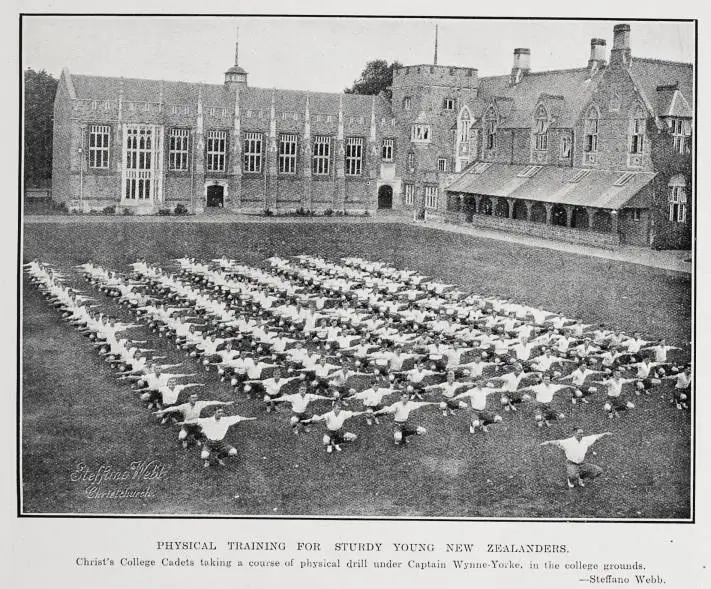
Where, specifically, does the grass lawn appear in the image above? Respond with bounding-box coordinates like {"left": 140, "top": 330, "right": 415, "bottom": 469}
{"left": 21, "top": 221, "right": 692, "bottom": 518}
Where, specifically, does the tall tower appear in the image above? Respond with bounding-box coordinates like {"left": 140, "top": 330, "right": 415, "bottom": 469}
{"left": 225, "top": 28, "right": 248, "bottom": 91}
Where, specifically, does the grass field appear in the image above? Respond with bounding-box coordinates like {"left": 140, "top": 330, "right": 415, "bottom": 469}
{"left": 21, "top": 221, "right": 692, "bottom": 518}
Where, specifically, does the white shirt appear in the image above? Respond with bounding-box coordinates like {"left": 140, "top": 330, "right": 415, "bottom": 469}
{"left": 499, "top": 372, "right": 525, "bottom": 392}
{"left": 570, "top": 367, "right": 593, "bottom": 386}
{"left": 262, "top": 377, "right": 292, "bottom": 397}
{"left": 636, "top": 362, "right": 652, "bottom": 379}
{"left": 675, "top": 372, "right": 691, "bottom": 389}
{"left": 382, "top": 401, "right": 430, "bottom": 422}
{"left": 463, "top": 387, "right": 491, "bottom": 411}
{"left": 534, "top": 354, "right": 557, "bottom": 372}
{"left": 530, "top": 383, "right": 565, "bottom": 404}
{"left": 466, "top": 360, "right": 486, "bottom": 378}
{"left": 408, "top": 368, "right": 432, "bottom": 383}
{"left": 283, "top": 393, "right": 322, "bottom": 414}
{"left": 354, "top": 388, "right": 391, "bottom": 407}
{"left": 513, "top": 342, "right": 533, "bottom": 361}
{"left": 174, "top": 401, "right": 223, "bottom": 422}
{"left": 625, "top": 338, "right": 643, "bottom": 354}
{"left": 653, "top": 345, "right": 673, "bottom": 363}
{"left": 195, "top": 415, "right": 251, "bottom": 441}
{"left": 549, "top": 434, "right": 607, "bottom": 464}
{"left": 315, "top": 410, "right": 356, "bottom": 431}
{"left": 605, "top": 378, "right": 624, "bottom": 397}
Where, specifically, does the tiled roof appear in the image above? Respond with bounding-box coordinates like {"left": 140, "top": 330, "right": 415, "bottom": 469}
{"left": 656, "top": 87, "right": 693, "bottom": 118}
{"left": 460, "top": 58, "right": 693, "bottom": 131}
{"left": 629, "top": 58, "right": 694, "bottom": 113}
{"left": 446, "top": 162, "right": 655, "bottom": 209}
{"left": 470, "top": 68, "right": 605, "bottom": 129}
{"left": 68, "top": 73, "right": 393, "bottom": 118}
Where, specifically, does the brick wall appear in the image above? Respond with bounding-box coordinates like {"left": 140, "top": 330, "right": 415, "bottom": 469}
{"left": 574, "top": 66, "right": 654, "bottom": 172}
{"left": 618, "top": 207, "right": 650, "bottom": 246}
{"left": 453, "top": 213, "right": 621, "bottom": 248}
{"left": 163, "top": 176, "right": 193, "bottom": 203}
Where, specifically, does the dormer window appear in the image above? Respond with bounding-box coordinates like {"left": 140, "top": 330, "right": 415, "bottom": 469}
{"left": 403, "top": 97, "right": 412, "bottom": 111}
{"left": 443, "top": 98, "right": 456, "bottom": 111}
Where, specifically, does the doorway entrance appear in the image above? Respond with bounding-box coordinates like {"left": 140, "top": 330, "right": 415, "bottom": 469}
{"left": 377, "top": 185, "right": 393, "bottom": 209}
{"left": 206, "top": 184, "right": 224, "bottom": 207}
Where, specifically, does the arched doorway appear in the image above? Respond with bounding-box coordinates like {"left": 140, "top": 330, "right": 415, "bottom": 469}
{"left": 495, "top": 199, "right": 509, "bottom": 218}
{"left": 571, "top": 207, "right": 589, "bottom": 229}
{"left": 479, "top": 196, "right": 493, "bottom": 215}
{"left": 463, "top": 196, "right": 475, "bottom": 222}
{"left": 206, "top": 184, "right": 224, "bottom": 207}
{"left": 530, "top": 202, "right": 547, "bottom": 223}
{"left": 378, "top": 185, "right": 393, "bottom": 209}
{"left": 512, "top": 200, "right": 528, "bottom": 220}
{"left": 592, "top": 210, "right": 612, "bottom": 232}
{"left": 551, "top": 204, "right": 568, "bottom": 226}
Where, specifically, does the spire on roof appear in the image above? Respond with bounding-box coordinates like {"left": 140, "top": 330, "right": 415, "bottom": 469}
{"left": 234, "top": 27, "right": 239, "bottom": 66}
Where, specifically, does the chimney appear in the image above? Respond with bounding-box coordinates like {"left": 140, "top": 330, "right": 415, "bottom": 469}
{"left": 510, "top": 48, "right": 530, "bottom": 85}
{"left": 587, "top": 38, "right": 607, "bottom": 77}
{"left": 610, "top": 23, "right": 631, "bottom": 67}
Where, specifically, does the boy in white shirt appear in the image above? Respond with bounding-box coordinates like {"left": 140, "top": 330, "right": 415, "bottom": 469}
{"left": 182, "top": 409, "right": 256, "bottom": 468}
{"left": 305, "top": 402, "right": 366, "bottom": 453}
{"left": 540, "top": 428, "right": 612, "bottom": 489}
{"left": 373, "top": 391, "right": 437, "bottom": 446}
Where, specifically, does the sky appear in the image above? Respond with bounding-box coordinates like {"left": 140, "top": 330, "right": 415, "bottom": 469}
{"left": 22, "top": 17, "right": 695, "bottom": 92}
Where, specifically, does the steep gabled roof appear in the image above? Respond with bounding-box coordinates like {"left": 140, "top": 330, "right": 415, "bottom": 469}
{"left": 628, "top": 58, "right": 694, "bottom": 115}
{"left": 477, "top": 68, "right": 604, "bottom": 129}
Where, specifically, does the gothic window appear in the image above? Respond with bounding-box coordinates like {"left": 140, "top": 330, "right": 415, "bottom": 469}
{"left": 88, "top": 125, "right": 111, "bottom": 169}
{"left": 484, "top": 107, "right": 498, "bottom": 151}
{"left": 206, "top": 131, "right": 227, "bottom": 172}
{"left": 424, "top": 186, "right": 438, "bottom": 209}
{"left": 312, "top": 136, "right": 331, "bottom": 175}
{"left": 278, "top": 134, "right": 298, "bottom": 174}
{"left": 668, "top": 175, "right": 687, "bottom": 223}
{"left": 168, "top": 128, "right": 190, "bottom": 171}
{"left": 669, "top": 118, "right": 691, "bottom": 154}
{"left": 381, "top": 139, "right": 394, "bottom": 162}
{"left": 629, "top": 105, "right": 646, "bottom": 155}
{"left": 533, "top": 105, "right": 549, "bottom": 151}
{"left": 560, "top": 134, "right": 572, "bottom": 159}
{"left": 243, "top": 132, "right": 263, "bottom": 173}
{"left": 584, "top": 106, "right": 599, "bottom": 154}
{"left": 345, "top": 137, "right": 363, "bottom": 176}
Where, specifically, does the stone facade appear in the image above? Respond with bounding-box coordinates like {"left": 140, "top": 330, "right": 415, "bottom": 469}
{"left": 51, "top": 22, "right": 692, "bottom": 249}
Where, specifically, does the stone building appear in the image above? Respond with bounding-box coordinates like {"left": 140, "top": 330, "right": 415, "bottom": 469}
{"left": 442, "top": 24, "right": 693, "bottom": 249}
{"left": 51, "top": 22, "right": 692, "bottom": 249}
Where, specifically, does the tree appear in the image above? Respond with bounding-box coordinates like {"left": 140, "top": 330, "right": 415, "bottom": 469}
{"left": 344, "top": 59, "right": 402, "bottom": 101}
{"left": 24, "top": 68, "right": 58, "bottom": 188}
